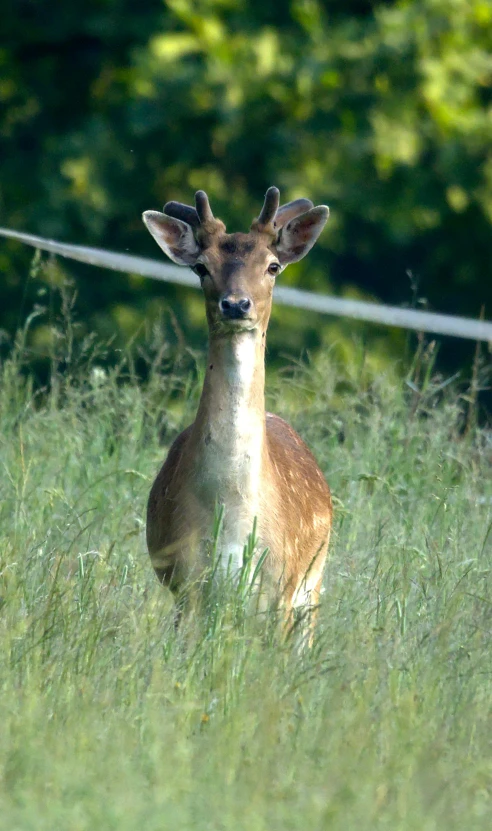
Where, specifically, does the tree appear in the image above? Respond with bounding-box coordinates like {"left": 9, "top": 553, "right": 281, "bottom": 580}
{"left": 1, "top": 0, "right": 491, "bottom": 371}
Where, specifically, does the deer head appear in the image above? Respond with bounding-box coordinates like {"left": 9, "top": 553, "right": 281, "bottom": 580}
{"left": 143, "top": 187, "right": 329, "bottom": 335}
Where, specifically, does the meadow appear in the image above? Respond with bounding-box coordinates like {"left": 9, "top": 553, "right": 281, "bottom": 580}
{"left": 0, "top": 314, "right": 491, "bottom": 830}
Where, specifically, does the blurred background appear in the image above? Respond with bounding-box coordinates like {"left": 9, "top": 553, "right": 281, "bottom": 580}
{"left": 1, "top": 0, "right": 491, "bottom": 381}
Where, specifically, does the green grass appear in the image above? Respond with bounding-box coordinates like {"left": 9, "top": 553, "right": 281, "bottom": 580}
{"left": 0, "top": 322, "right": 491, "bottom": 830}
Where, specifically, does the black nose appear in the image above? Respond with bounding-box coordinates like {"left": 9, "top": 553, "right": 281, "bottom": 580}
{"left": 219, "top": 296, "right": 252, "bottom": 319}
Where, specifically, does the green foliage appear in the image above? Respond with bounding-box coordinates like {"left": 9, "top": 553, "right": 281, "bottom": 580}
{"left": 1, "top": 0, "right": 492, "bottom": 370}
{"left": 0, "top": 320, "right": 491, "bottom": 828}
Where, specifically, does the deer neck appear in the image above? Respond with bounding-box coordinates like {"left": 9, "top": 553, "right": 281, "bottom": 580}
{"left": 193, "top": 328, "right": 266, "bottom": 456}
{"left": 186, "top": 328, "right": 267, "bottom": 571}
{"left": 188, "top": 326, "right": 267, "bottom": 549}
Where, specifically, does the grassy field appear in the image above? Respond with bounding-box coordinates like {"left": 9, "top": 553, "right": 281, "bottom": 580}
{"left": 0, "top": 321, "right": 491, "bottom": 830}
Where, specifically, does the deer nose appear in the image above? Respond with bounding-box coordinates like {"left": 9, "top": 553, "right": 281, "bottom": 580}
{"left": 219, "top": 295, "right": 252, "bottom": 319}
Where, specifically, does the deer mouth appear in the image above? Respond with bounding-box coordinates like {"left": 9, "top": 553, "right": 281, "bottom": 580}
{"left": 216, "top": 317, "right": 258, "bottom": 334}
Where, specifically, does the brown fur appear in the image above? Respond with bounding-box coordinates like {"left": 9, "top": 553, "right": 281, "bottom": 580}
{"left": 147, "top": 412, "right": 332, "bottom": 603}
{"left": 143, "top": 189, "right": 332, "bottom": 636}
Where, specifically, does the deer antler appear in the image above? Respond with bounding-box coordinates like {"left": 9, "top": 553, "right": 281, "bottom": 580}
{"left": 251, "top": 187, "right": 280, "bottom": 234}
{"left": 195, "top": 190, "right": 215, "bottom": 224}
{"left": 163, "top": 187, "right": 315, "bottom": 243}
{"left": 163, "top": 190, "right": 225, "bottom": 242}
{"left": 252, "top": 188, "right": 315, "bottom": 235}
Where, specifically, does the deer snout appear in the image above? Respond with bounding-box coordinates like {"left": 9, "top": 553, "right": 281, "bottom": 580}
{"left": 219, "top": 295, "right": 252, "bottom": 319}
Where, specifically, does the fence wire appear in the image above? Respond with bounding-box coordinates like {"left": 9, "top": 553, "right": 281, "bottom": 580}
{"left": 1, "top": 226, "right": 491, "bottom": 343}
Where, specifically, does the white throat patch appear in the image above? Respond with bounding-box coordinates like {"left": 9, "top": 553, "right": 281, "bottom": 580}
{"left": 199, "top": 332, "right": 264, "bottom": 574}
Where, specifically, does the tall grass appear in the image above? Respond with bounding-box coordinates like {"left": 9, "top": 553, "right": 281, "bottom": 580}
{"left": 0, "top": 311, "right": 491, "bottom": 830}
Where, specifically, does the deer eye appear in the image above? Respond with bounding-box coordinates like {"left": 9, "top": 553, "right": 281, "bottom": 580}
{"left": 267, "top": 262, "right": 281, "bottom": 276}
{"left": 193, "top": 263, "right": 210, "bottom": 280}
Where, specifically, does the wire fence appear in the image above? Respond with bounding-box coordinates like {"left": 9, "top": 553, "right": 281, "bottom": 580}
{"left": 1, "top": 226, "right": 491, "bottom": 343}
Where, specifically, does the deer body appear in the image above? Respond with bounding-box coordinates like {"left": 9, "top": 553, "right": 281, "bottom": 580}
{"left": 144, "top": 190, "right": 332, "bottom": 625}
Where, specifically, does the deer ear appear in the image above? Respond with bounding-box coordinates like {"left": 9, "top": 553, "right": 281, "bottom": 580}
{"left": 142, "top": 210, "right": 200, "bottom": 266}
{"left": 276, "top": 206, "right": 329, "bottom": 265}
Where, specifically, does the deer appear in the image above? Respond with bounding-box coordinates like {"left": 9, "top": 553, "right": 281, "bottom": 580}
{"left": 142, "top": 187, "right": 332, "bottom": 637}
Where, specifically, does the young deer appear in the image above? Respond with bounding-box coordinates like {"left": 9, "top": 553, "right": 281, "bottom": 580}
{"left": 143, "top": 187, "right": 332, "bottom": 631}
